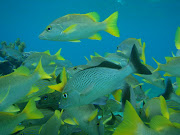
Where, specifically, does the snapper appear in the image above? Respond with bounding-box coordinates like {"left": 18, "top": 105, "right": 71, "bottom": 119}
{"left": 39, "top": 11, "right": 120, "bottom": 42}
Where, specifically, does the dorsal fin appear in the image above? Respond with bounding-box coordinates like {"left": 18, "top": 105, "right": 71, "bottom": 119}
{"left": 86, "top": 12, "right": 100, "bottom": 22}
{"left": 43, "top": 50, "right": 51, "bottom": 55}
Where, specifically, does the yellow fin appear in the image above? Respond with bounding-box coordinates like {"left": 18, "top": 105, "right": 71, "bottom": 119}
{"left": 104, "top": 11, "right": 120, "bottom": 37}
{"left": 22, "top": 98, "right": 44, "bottom": 119}
{"left": 152, "top": 57, "right": 161, "bottom": 72}
{"left": 86, "top": 12, "right": 100, "bottom": 22}
{"left": 165, "top": 57, "right": 174, "bottom": 63}
{"left": 84, "top": 56, "right": 89, "bottom": 62}
{"left": 48, "top": 67, "right": 67, "bottom": 92}
{"left": 69, "top": 39, "right": 81, "bottom": 42}
{"left": 163, "top": 72, "right": 172, "bottom": 77}
{"left": 88, "top": 109, "right": 98, "bottom": 122}
{"left": 142, "top": 79, "right": 151, "bottom": 84}
{"left": 140, "top": 42, "right": 146, "bottom": 64}
{"left": 176, "top": 77, "right": 180, "bottom": 96}
{"left": 64, "top": 118, "right": 76, "bottom": 125}
{"left": 63, "top": 24, "right": 77, "bottom": 34}
{"left": 145, "top": 106, "right": 150, "bottom": 118}
{"left": 94, "top": 52, "right": 102, "bottom": 57}
{"left": 32, "top": 63, "right": 37, "bottom": 66}
{"left": 137, "top": 38, "right": 142, "bottom": 46}
{"left": 175, "top": 26, "right": 180, "bottom": 49}
{"left": 145, "top": 88, "right": 151, "bottom": 95}
{"left": 43, "top": 50, "right": 51, "bottom": 55}
{"left": 27, "top": 86, "right": 39, "bottom": 96}
{"left": 64, "top": 118, "right": 78, "bottom": 125}
{"left": 172, "top": 51, "right": 175, "bottom": 57}
{"left": 150, "top": 115, "right": 173, "bottom": 131}
{"left": 54, "top": 48, "right": 65, "bottom": 60}
{"left": 49, "top": 61, "right": 56, "bottom": 65}
{"left": 113, "top": 101, "right": 143, "bottom": 135}
{"left": 116, "top": 50, "right": 122, "bottom": 53}
{"left": 112, "top": 89, "right": 122, "bottom": 103}
{"left": 11, "top": 125, "right": 25, "bottom": 134}
{"left": 88, "top": 33, "right": 102, "bottom": 40}
{"left": 159, "top": 96, "right": 169, "bottom": 119}
{"left": 2, "top": 104, "right": 20, "bottom": 113}
{"left": 35, "top": 59, "right": 51, "bottom": 79}
{"left": 90, "top": 55, "right": 94, "bottom": 59}
{"left": 0, "top": 86, "right": 10, "bottom": 104}
{"left": 14, "top": 66, "right": 30, "bottom": 76}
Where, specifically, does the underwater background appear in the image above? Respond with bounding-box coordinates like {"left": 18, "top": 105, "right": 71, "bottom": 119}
{"left": 0, "top": 0, "right": 180, "bottom": 135}
{"left": 0, "top": 0, "right": 180, "bottom": 66}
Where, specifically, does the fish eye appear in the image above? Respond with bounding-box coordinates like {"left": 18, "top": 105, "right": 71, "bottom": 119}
{"left": 46, "top": 25, "right": 52, "bottom": 31}
{"left": 73, "top": 66, "right": 77, "bottom": 70}
{"left": 139, "top": 85, "right": 142, "bottom": 89}
{"left": 63, "top": 93, "right": 68, "bottom": 98}
{"left": 44, "top": 96, "right": 48, "bottom": 100}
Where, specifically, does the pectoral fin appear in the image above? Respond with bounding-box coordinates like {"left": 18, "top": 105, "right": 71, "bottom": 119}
{"left": 63, "top": 24, "right": 77, "bottom": 34}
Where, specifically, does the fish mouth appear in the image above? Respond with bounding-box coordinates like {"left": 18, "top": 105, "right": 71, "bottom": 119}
{"left": 38, "top": 34, "right": 46, "bottom": 40}
{"left": 59, "top": 103, "right": 69, "bottom": 109}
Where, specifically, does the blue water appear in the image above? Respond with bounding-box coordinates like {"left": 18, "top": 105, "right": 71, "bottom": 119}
{"left": 0, "top": 0, "right": 180, "bottom": 67}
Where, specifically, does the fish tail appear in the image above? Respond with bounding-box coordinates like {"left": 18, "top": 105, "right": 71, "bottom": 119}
{"left": 152, "top": 57, "right": 161, "bottom": 72}
{"left": 103, "top": 11, "right": 120, "bottom": 37}
{"left": 162, "top": 78, "right": 173, "bottom": 100}
{"left": 175, "top": 26, "right": 180, "bottom": 49}
{"left": 54, "top": 48, "right": 65, "bottom": 60}
{"left": 113, "top": 100, "right": 143, "bottom": 135}
{"left": 35, "top": 59, "right": 52, "bottom": 79}
{"left": 22, "top": 98, "right": 44, "bottom": 119}
{"left": 129, "top": 45, "right": 152, "bottom": 75}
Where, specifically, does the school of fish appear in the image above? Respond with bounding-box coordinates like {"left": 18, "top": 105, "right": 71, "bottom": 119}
{"left": 0, "top": 11, "right": 180, "bottom": 135}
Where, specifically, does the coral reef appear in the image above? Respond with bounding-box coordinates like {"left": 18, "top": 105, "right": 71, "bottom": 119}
{"left": 0, "top": 38, "right": 26, "bottom": 74}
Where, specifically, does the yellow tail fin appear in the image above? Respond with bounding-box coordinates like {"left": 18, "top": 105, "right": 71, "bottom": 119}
{"left": 22, "top": 98, "right": 44, "bottom": 119}
{"left": 113, "top": 100, "right": 143, "bottom": 135}
{"left": 104, "top": 11, "right": 120, "bottom": 37}
{"left": 54, "top": 48, "right": 65, "bottom": 60}
{"left": 35, "top": 59, "right": 51, "bottom": 79}
{"left": 175, "top": 26, "right": 180, "bottom": 49}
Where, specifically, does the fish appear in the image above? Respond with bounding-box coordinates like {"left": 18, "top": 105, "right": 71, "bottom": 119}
{"left": 64, "top": 104, "right": 99, "bottom": 135}
{"left": 113, "top": 99, "right": 180, "bottom": 135}
{"left": 125, "top": 75, "right": 146, "bottom": 101}
{"left": 153, "top": 57, "right": 180, "bottom": 77}
{"left": 39, "top": 110, "right": 63, "bottom": 135}
{"left": 0, "top": 99, "right": 44, "bottom": 135}
{"left": 161, "top": 78, "right": 180, "bottom": 104}
{"left": 39, "top": 11, "right": 120, "bottom": 42}
{"left": 135, "top": 64, "right": 165, "bottom": 89}
{"left": 21, "top": 109, "right": 54, "bottom": 127}
{"left": 22, "top": 49, "right": 65, "bottom": 70}
{"left": 59, "top": 45, "right": 151, "bottom": 109}
{"left": 0, "top": 60, "right": 51, "bottom": 111}
{"left": 16, "top": 126, "right": 41, "bottom": 135}
{"left": 116, "top": 38, "right": 143, "bottom": 58}
{"left": 175, "top": 26, "right": 180, "bottom": 50}
{"left": 104, "top": 52, "right": 129, "bottom": 67}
